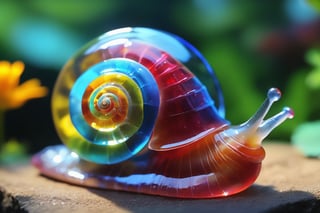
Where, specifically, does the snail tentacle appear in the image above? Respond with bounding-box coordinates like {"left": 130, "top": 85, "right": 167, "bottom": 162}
{"left": 32, "top": 27, "right": 293, "bottom": 198}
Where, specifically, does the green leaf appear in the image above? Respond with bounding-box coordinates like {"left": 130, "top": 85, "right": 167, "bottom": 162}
{"left": 306, "top": 48, "right": 320, "bottom": 67}
{"left": 308, "top": 0, "right": 320, "bottom": 11}
{"left": 306, "top": 68, "right": 320, "bottom": 89}
{"left": 0, "top": 139, "right": 27, "bottom": 165}
{"left": 292, "top": 121, "right": 320, "bottom": 157}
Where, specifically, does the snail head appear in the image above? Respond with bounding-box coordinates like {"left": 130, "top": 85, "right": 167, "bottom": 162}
{"left": 217, "top": 88, "right": 294, "bottom": 148}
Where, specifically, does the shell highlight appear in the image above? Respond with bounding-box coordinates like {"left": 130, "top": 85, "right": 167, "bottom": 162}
{"left": 51, "top": 27, "right": 227, "bottom": 164}
{"left": 32, "top": 27, "right": 294, "bottom": 199}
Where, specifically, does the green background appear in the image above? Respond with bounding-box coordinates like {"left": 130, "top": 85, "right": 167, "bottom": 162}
{"left": 0, "top": 0, "right": 319, "bottom": 154}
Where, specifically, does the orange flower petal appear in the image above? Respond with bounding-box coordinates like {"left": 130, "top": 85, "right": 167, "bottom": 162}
{"left": 0, "top": 60, "right": 48, "bottom": 110}
{"left": 14, "top": 78, "right": 47, "bottom": 95}
{"left": 7, "top": 61, "right": 25, "bottom": 88}
{"left": 0, "top": 61, "right": 11, "bottom": 89}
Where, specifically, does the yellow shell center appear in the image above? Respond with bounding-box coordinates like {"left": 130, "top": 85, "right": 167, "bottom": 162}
{"left": 81, "top": 73, "right": 142, "bottom": 133}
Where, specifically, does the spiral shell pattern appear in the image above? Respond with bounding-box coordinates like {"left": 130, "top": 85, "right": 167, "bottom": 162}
{"left": 54, "top": 58, "right": 159, "bottom": 164}
{"left": 51, "top": 27, "right": 226, "bottom": 164}
{"left": 33, "top": 27, "right": 294, "bottom": 198}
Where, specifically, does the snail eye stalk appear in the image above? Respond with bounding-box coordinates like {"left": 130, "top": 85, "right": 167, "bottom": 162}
{"left": 32, "top": 27, "right": 293, "bottom": 199}
{"left": 219, "top": 88, "right": 294, "bottom": 148}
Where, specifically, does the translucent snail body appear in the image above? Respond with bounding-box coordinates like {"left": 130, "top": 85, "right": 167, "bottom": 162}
{"left": 32, "top": 27, "right": 293, "bottom": 198}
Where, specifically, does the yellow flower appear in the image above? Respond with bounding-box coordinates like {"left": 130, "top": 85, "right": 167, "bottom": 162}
{"left": 0, "top": 61, "right": 48, "bottom": 110}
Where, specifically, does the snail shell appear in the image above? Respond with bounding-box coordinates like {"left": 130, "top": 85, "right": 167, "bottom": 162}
{"left": 32, "top": 27, "right": 293, "bottom": 198}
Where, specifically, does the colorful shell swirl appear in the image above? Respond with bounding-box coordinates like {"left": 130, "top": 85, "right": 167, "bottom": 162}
{"left": 32, "top": 27, "right": 293, "bottom": 198}
{"left": 51, "top": 27, "right": 227, "bottom": 164}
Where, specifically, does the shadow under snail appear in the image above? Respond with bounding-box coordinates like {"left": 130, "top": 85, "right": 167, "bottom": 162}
{"left": 32, "top": 27, "right": 294, "bottom": 198}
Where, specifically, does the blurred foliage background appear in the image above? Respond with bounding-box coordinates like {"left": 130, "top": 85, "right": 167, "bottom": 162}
{"left": 0, "top": 0, "right": 320, "bottom": 154}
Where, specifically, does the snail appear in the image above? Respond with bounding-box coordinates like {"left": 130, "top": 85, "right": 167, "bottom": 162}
{"left": 32, "top": 27, "right": 294, "bottom": 198}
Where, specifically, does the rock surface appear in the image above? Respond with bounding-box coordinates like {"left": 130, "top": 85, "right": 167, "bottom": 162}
{"left": 0, "top": 143, "right": 320, "bottom": 213}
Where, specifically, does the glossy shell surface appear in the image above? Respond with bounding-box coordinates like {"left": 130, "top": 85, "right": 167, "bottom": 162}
{"left": 33, "top": 27, "right": 293, "bottom": 199}
{"left": 52, "top": 27, "right": 227, "bottom": 164}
